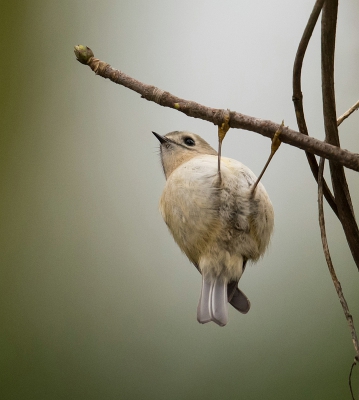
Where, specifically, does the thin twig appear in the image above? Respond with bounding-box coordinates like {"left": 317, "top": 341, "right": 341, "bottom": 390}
{"left": 321, "top": 0, "right": 359, "bottom": 270}
{"left": 292, "top": 0, "right": 338, "bottom": 217}
{"left": 73, "top": 45, "right": 359, "bottom": 173}
{"left": 318, "top": 157, "right": 359, "bottom": 399}
{"left": 349, "top": 360, "right": 358, "bottom": 400}
{"left": 337, "top": 100, "right": 359, "bottom": 127}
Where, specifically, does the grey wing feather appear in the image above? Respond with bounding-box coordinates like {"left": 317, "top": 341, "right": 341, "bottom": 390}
{"left": 227, "top": 258, "right": 250, "bottom": 314}
{"left": 229, "top": 288, "right": 251, "bottom": 314}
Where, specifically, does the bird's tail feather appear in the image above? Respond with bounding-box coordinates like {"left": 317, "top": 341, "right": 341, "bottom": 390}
{"left": 197, "top": 275, "right": 228, "bottom": 327}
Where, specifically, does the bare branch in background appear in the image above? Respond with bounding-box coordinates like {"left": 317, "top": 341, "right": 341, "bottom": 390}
{"left": 292, "top": 0, "right": 338, "bottom": 216}
{"left": 318, "top": 157, "right": 359, "bottom": 399}
{"left": 337, "top": 99, "right": 359, "bottom": 127}
{"left": 321, "top": 0, "right": 359, "bottom": 270}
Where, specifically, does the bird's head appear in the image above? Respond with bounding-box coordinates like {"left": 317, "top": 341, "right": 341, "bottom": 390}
{"left": 153, "top": 131, "right": 217, "bottom": 178}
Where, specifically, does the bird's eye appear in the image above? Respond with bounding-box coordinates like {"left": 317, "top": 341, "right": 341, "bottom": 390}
{"left": 184, "top": 137, "right": 195, "bottom": 146}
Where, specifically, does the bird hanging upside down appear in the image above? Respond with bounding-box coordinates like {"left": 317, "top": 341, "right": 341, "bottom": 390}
{"left": 154, "top": 131, "right": 274, "bottom": 327}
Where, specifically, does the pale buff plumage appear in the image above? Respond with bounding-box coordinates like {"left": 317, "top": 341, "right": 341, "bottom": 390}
{"left": 154, "top": 131, "right": 274, "bottom": 326}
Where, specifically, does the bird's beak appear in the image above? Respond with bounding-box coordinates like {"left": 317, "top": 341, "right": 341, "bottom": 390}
{"left": 152, "top": 131, "right": 168, "bottom": 144}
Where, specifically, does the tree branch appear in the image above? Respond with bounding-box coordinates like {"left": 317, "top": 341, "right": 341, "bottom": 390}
{"left": 292, "top": 0, "right": 338, "bottom": 217}
{"left": 74, "top": 45, "right": 359, "bottom": 173}
{"left": 337, "top": 99, "right": 359, "bottom": 127}
{"left": 321, "top": 0, "right": 359, "bottom": 270}
{"left": 318, "top": 157, "right": 359, "bottom": 398}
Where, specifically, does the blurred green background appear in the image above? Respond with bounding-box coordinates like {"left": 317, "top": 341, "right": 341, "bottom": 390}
{"left": 1, "top": 1, "right": 358, "bottom": 399}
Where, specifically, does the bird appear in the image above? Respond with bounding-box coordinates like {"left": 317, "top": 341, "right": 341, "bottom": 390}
{"left": 153, "top": 130, "right": 274, "bottom": 326}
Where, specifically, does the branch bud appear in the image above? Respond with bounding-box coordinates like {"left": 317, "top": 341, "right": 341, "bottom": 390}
{"left": 74, "top": 45, "right": 94, "bottom": 64}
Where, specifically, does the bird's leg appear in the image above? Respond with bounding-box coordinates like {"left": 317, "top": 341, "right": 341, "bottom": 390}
{"left": 251, "top": 121, "right": 284, "bottom": 194}
{"left": 218, "top": 110, "right": 231, "bottom": 180}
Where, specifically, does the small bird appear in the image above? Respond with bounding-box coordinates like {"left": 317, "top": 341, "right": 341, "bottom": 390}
{"left": 154, "top": 130, "right": 274, "bottom": 326}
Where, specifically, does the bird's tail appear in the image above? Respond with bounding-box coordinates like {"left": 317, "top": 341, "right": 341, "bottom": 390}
{"left": 197, "top": 274, "right": 228, "bottom": 327}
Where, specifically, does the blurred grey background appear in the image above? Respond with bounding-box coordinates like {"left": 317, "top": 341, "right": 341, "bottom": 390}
{"left": 1, "top": 1, "right": 358, "bottom": 399}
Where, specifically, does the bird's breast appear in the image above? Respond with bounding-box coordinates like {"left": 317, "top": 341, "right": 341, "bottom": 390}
{"left": 159, "top": 154, "right": 274, "bottom": 265}
{"left": 159, "top": 156, "right": 222, "bottom": 262}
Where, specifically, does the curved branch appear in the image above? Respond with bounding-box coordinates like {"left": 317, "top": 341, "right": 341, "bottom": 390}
{"left": 321, "top": 0, "right": 359, "bottom": 270}
{"left": 292, "top": 0, "right": 338, "bottom": 217}
{"left": 317, "top": 157, "right": 359, "bottom": 378}
{"left": 74, "top": 46, "right": 359, "bottom": 172}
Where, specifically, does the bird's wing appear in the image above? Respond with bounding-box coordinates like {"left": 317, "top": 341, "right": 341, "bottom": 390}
{"left": 227, "top": 259, "right": 251, "bottom": 314}
{"left": 229, "top": 287, "right": 251, "bottom": 314}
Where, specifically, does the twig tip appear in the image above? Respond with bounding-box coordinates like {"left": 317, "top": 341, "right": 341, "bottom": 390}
{"left": 74, "top": 45, "right": 94, "bottom": 64}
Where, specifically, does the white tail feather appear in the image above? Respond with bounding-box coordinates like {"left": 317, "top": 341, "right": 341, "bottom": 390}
{"left": 197, "top": 275, "right": 228, "bottom": 326}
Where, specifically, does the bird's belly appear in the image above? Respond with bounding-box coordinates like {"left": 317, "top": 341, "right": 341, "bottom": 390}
{"left": 160, "top": 168, "right": 220, "bottom": 265}
{"left": 159, "top": 155, "right": 273, "bottom": 279}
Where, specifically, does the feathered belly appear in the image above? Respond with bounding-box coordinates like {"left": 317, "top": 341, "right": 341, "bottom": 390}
{"left": 159, "top": 155, "right": 273, "bottom": 277}
{"left": 160, "top": 174, "right": 221, "bottom": 265}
